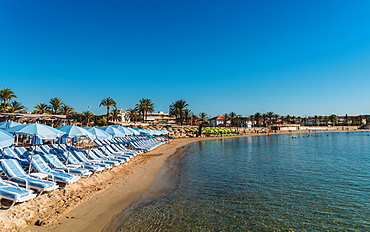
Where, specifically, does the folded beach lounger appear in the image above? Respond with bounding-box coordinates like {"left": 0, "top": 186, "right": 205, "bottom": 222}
{"left": 0, "top": 159, "right": 59, "bottom": 194}
{"left": 27, "top": 154, "right": 81, "bottom": 187}
{"left": 0, "top": 178, "right": 37, "bottom": 209}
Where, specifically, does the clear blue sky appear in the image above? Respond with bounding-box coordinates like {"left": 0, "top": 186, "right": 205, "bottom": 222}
{"left": 1, "top": 0, "right": 370, "bottom": 117}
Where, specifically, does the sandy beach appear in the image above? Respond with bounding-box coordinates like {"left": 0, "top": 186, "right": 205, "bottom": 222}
{"left": 0, "top": 136, "right": 218, "bottom": 232}
{"left": 0, "top": 128, "right": 366, "bottom": 231}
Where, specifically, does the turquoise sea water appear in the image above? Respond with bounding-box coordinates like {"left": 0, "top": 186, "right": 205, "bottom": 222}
{"left": 107, "top": 132, "right": 370, "bottom": 231}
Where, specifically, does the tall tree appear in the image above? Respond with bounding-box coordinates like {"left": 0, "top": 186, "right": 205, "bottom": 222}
{"left": 8, "top": 101, "right": 27, "bottom": 113}
{"left": 109, "top": 108, "right": 122, "bottom": 122}
{"left": 197, "top": 112, "right": 208, "bottom": 137}
{"left": 127, "top": 108, "right": 140, "bottom": 122}
{"left": 266, "top": 111, "right": 274, "bottom": 125}
{"left": 0, "top": 88, "right": 17, "bottom": 104}
{"left": 49, "top": 97, "right": 64, "bottom": 114}
{"left": 262, "top": 113, "right": 268, "bottom": 127}
{"left": 229, "top": 112, "right": 237, "bottom": 126}
{"left": 99, "top": 97, "right": 116, "bottom": 119}
{"left": 223, "top": 113, "right": 229, "bottom": 127}
{"left": 183, "top": 109, "right": 191, "bottom": 125}
{"left": 135, "top": 98, "right": 154, "bottom": 122}
{"left": 254, "top": 112, "right": 262, "bottom": 126}
{"left": 0, "top": 103, "right": 9, "bottom": 113}
{"left": 82, "top": 110, "right": 94, "bottom": 125}
{"left": 329, "top": 114, "right": 337, "bottom": 126}
{"left": 169, "top": 99, "right": 189, "bottom": 125}
{"left": 60, "top": 105, "right": 75, "bottom": 115}
{"left": 33, "top": 103, "right": 49, "bottom": 114}
{"left": 198, "top": 112, "right": 208, "bottom": 122}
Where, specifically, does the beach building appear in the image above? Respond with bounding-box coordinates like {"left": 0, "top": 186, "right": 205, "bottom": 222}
{"left": 237, "top": 119, "right": 254, "bottom": 128}
{"left": 270, "top": 124, "right": 300, "bottom": 131}
{"left": 118, "top": 110, "right": 176, "bottom": 124}
{"left": 145, "top": 111, "right": 176, "bottom": 124}
{"left": 208, "top": 116, "right": 226, "bottom": 126}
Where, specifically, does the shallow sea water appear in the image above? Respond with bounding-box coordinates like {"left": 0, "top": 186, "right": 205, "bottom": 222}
{"left": 107, "top": 132, "right": 370, "bottom": 231}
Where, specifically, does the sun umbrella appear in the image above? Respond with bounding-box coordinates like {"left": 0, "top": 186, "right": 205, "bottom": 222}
{"left": 4, "top": 123, "right": 64, "bottom": 173}
{"left": 0, "top": 121, "right": 22, "bottom": 129}
{"left": 112, "top": 126, "right": 134, "bottom": 136}
{"left": 0, "top": 129, "right": 14, "bottom": 148}
{"left": 56, "top": 126, "right": 94, "bottom": 141}
{"left": 137, "top": 128, "right": 152, "bottom": 135}
{"left": 85, "top": 127, "right": 112, "bottom": 140}
{"left": 5, "top": 123, "right": 64, "bottom": 139}
{"left": 99, "top": 126, "right": 125, "bottom": 137}
{"left": 126, "top": 127, "right": 140, "bottom": 135}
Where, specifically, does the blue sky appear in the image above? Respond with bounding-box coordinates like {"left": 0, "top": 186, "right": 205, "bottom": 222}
{"left": 1, "top": 1, "right": 370, "bottom": 117}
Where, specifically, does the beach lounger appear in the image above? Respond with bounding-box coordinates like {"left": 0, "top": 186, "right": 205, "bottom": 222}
{"left": 84, "top": 150, "right": 121, "bottom": 166}
{"left": 98, "top": 146, "right": 133, "bottom": 160}
{"left": 71, "top": 149, "right": 112, "bottom": 169}
{"left": 112, "top": 144, "right": 141, "bottom": 156}
{"left": 41, "top": 154, "right": 92, "bottom": 177}
{"left": 56, "top": 149, "right": 105, "bottom": 173}
{"left": 0, "top": 178, "right": 37, "bottom": 209}
{"left": 0, "top": 159, "right": 59, "bottom": 194}
{"left": 27, "top": 154, "right": 80, "bottom": 188}
{"left": 1, "top": 147, "right": 30, "bottom": 166}
{"left": 91, "top": 148, "right": 128, "bottom": 163}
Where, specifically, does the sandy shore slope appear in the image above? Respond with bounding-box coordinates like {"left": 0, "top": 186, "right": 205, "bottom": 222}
{"left": 3, "top": 137, "right": 215, "bottom": 232}
{"left": 0, "top": 129, "right": 365, "bottom": 231}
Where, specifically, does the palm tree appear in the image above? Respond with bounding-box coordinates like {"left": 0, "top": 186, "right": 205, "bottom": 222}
{"left": 266, "top": 111, "right": 274, "bottom": 125}
{"left": 0, "top": 103, "right": 9, "bottom": 113}
{"left": 169, "top": 99, "right": 188, "bottom": 125}
{"left": 262, "top": 113, "right": 268, "bottom": 126}
{"left": 82, "top": 110, "right": 94, "bottom": 126}
{"left": 197, "top": 112, "right": 208, "bottom": 137}
{"left": 8, "top": 101, "right": 27, "bottom": 113}
{"left": 0, "top": 88, "right": 17, "bottom": 104}
{"left": 127, "top": 108, "right": 140, "bottom": 122}
{"left": 109, "top": 108, "right": 122, "bottom": 122}
{"left": 183, "top": 109, "right": 191, "bottom": 125}
{"left": 33, "top": 103, "right": 50, "bottom": 114}
{"left": 223, "top": 113, "right": 229, "bottom": 127}
{"left": 329, "top": 114, "right": 337, "bottom": 126}
{"left": 229, "top": 112, "right": 237, "bottom": 126}
{"left": 198, "top": 112, "right": 208, "bottom": 122}
{"left": 135, "top": 98, "right": 154, "bottom": 122}
{"left": 190, "top": 113, "right": 198, "bottom": 125}
{"left": 285, "top": 115, "right": 292, "bottom": 124}
{"left": 99, "top": 97, "right": 117, "bottom": 119}
{"left": 49, "top": 97, "right": 64, "bottom": 114}
{"left": 254, "top": 112, "right": 262, "bottom": 126}
{"left": 60, "top": 105, "right": 75, "bottom": 115}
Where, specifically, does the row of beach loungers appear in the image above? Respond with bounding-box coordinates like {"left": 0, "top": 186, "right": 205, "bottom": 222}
{"left": 0, "top": 137, "right": 165, "bottom": 209}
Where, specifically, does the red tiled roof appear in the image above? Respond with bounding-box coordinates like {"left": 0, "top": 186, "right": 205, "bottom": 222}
{"left": 209, "top": 116, "right": 225, "bottom": 121}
